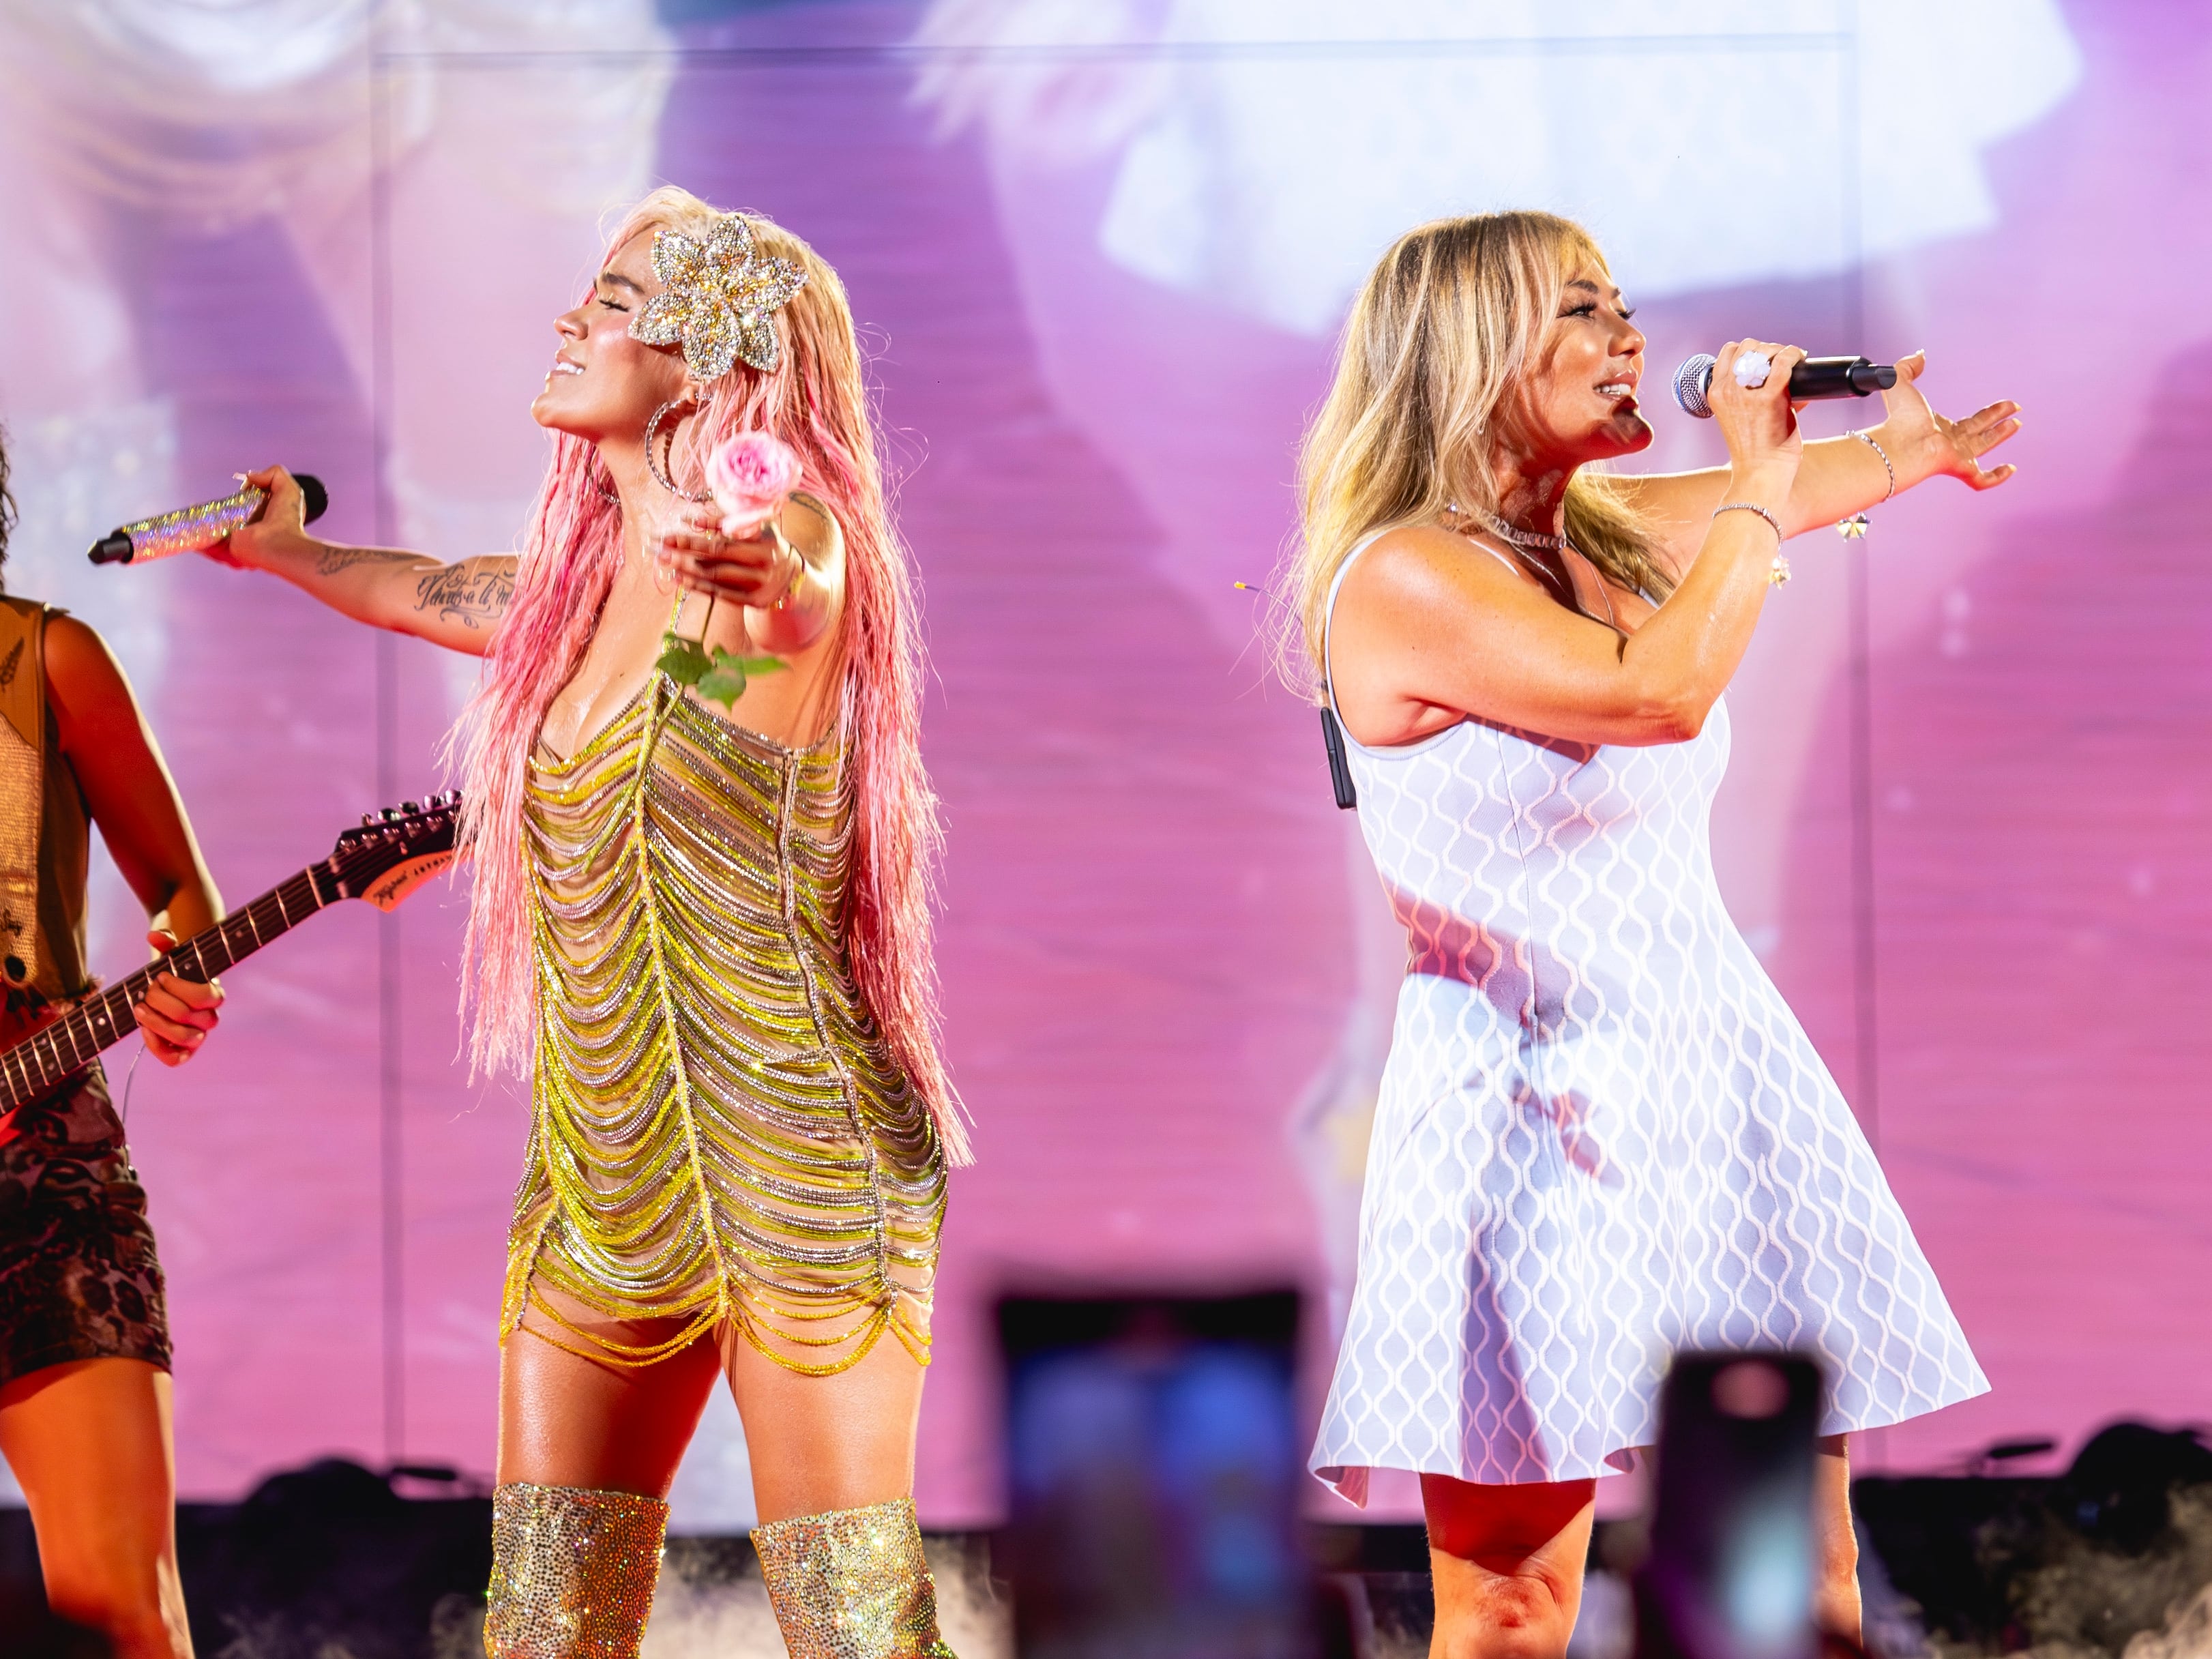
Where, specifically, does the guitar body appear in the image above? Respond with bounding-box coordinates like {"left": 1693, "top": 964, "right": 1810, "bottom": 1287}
{"left": 0, "top": 794, "right": 460, "bottom": 1147}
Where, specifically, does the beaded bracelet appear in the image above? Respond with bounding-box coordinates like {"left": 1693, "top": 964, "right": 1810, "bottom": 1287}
{"left": 1713, "top": 501, "right": 1790, "bottom": 586}
{"left": 1847, "top": 428, "right": 1897, "bottom": 500}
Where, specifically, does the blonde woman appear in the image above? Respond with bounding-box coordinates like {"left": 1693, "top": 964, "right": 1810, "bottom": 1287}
{"left": 1282, "top": 213, "right": 2021, "bottom": 1656}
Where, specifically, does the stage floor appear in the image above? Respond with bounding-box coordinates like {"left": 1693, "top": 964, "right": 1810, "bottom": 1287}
{"left": 5, "top": 1468, "right": 2212, "bottom": 1658}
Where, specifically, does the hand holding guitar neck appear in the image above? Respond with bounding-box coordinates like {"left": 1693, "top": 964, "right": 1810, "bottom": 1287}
{"left": 134, "top": 927, "right": 224, "bottom": 1066}
{"left": 0, "top": 793, "right": 460, "bottom": 1143}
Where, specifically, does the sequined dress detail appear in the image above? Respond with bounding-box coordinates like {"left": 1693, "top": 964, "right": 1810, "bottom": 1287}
{"left": 1308, "top": 534, "right": 1986, "bottom": 1499}
{"left": 503, "top": 674, "right": 946, "bottom": 1374}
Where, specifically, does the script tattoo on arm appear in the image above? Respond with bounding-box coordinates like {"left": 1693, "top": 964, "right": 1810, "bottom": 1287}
{"left": 413, "top": 560, "right": 515, "bottom": 632}
{"left": 315, "top": 545, "right": 424, "bottom": 576}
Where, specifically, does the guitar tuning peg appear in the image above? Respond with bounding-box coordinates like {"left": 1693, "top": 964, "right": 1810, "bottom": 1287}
{"left": 402, "top": 800, "right": 422, "bottom": 814}
{"left": 361, "top": 812, "right": 376, "bottom": 826}
{"left": 381, "top": 806, "right": 402, "bottom": 821}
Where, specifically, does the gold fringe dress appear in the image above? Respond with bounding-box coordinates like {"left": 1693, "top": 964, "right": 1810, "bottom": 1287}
{"left": 501, "top": 673, "right": 947, "bottom": 1375}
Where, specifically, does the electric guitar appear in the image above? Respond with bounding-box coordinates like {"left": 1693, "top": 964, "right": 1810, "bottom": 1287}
{"left": 0, "top": 793, "right": 461, "bottom": 1135}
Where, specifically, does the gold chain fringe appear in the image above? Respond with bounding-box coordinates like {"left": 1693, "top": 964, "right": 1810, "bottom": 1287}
{"left": 503, "top": 673, "right": 945, "bottom": 1373}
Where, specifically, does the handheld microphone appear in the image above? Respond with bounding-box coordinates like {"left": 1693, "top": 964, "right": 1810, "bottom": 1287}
{"left": 88, "top": 474, "right": 328, "bottom": 566}
{"left": 1672, "top": 355, "right": 1896, "bottom": 419}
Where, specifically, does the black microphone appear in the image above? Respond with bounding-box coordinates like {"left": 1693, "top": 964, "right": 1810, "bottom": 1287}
{"left": 89, "top": 474, "right": 328, "bottom": 566}
{"left": 1672, "top": 355, "right": 1896, "bottom": 419}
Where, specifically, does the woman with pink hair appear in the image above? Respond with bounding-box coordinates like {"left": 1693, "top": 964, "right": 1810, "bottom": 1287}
{"left": 216, "top": 187, "right": 965, "bottom": 1658}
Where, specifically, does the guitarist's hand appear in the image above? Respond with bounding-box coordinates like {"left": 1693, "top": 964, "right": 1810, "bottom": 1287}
{"left": 134, "top": 929, "right": 224, "bottom": 1066}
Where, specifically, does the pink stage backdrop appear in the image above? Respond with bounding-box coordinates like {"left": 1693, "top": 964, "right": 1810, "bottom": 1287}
{"left": 0, "top": 1, "right": 2204, "bottom": 1525}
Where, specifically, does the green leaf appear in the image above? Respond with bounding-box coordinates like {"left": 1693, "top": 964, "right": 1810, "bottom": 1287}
{"left": 713, "top": 647, "right": 784, "bottom": 679}
{"left": 658, "top": 632, "right": 786, "bottom": 708}
{"left": 655, "top": 633, "right": 712, "bottom": 687}
{"left": 694, "top": 665, "right": 750, "bottom": 707}
{"left": 696, "top": 647, "right": 785, "bottom": 709}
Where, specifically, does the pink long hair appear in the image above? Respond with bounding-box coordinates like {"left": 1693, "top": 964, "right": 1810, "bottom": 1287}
{"left": 446, "top": 188, "right": 967, "bottom": 1162}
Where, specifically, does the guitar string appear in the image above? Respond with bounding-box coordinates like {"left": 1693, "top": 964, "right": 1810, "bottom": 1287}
{"left": 5, "top": 817, "right": 452, "bottom": 1102}
{"left": 14, "top": 866, "right": 328, "bottom": 1096}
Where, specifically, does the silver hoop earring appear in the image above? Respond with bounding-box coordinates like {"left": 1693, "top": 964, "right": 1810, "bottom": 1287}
{"left": 645, "top": 398, "right": 711, "bottom": 503}
{"left": 593, "top": 468, "right": 620, "bottom": 508}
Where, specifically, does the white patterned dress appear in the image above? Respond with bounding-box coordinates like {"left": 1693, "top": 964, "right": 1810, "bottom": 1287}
{"left": 1310, "top": 535, "right": 1986, "bottom": 1501}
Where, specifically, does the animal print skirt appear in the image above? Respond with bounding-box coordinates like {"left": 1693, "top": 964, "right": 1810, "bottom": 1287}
{"left": 0, "top": 1064, "right": 169, "bottom": 1389}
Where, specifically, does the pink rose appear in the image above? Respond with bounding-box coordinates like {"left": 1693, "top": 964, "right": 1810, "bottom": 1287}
{"left": 705, "top": 430, "right": 803, "bottom": 535}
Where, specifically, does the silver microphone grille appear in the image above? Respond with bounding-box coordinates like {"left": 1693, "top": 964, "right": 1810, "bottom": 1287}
{"left": 1673, "top": 354, "right": 1717, "bottom": 419}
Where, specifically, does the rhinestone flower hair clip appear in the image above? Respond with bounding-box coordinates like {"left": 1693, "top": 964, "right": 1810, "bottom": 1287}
{"left": 628, "top": 213, "right": 808, "bottom": 380}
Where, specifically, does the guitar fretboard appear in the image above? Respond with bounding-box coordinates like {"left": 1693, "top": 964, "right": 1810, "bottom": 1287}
{"left": 0, "top": 864, "right": 333, "bottom": 1111}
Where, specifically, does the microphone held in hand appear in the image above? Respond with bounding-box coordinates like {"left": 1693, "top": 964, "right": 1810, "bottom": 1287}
{"left": 88, "top": 474, "right": 328, "bottom": 565}
{"left": 1672, "top": 354, "right": 1897, "bottom": 419}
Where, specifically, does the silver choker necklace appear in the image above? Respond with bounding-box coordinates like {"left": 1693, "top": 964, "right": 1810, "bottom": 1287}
{"left": 1446, "top": 502, "right": 1570, "bottom": 552}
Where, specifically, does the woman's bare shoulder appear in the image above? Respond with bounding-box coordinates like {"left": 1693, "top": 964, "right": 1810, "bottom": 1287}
{"left": 38, "top": 611, "right": 150, "bottom": 739}
{"left": 41, "top": 611, "right": 126, "bottom": 691}
{"left": 783, "top": 490, "right": 843, "bottom": 559}
{"left": 1343, "top": 523, "right": 1522, "bottom": 611}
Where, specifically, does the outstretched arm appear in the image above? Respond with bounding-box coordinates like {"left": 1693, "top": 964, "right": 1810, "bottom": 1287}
{"left": 651, "top": 492, "right": 845, "bottom": 658}
{"left": 1617, "top": 351, "right": 2022, "bottom": 574}
{"left": 215, "top": 467, "right": 515, "bottom": 656}
{"left": 44, "top": 617, "right": 225, "bottom": 1065}
{"left": 1333, "top": 342, "right": 1808, "bottom": 752}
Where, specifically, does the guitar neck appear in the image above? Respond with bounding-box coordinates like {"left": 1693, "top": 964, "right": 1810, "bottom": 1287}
{"left": 0, "top": 862, "right": 333, "bottom": 1112}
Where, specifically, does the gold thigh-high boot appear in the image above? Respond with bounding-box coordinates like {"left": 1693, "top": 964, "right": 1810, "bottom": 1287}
{"left": 751, "top": 1496, "right": 957, "bottom": 1658}
{"left": 484, "top": 1482, "right": 670, "bottom": 1659}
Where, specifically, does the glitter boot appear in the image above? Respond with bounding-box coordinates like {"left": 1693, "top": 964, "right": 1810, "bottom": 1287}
{"left": 484, "top": 1482, "right": 668, "bottom": 1658}
{"left": 751, "top": 1496, "right": 957, "bottom": 1658}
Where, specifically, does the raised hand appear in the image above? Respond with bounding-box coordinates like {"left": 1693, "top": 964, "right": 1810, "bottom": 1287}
{"left": 211, "top": 465, "right": 313, "bottom": 569}
{"left": 1876, "top": 350, "right": 2022, "bottom": 492}
{"left": 1707, "top": 340, "right": 1810, "bottom": 481}
{"left": 653, "top": 504, "right": 803, "bottom": 608}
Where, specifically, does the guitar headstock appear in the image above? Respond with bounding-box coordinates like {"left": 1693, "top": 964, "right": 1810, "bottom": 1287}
{"left": 330, "top": 791, "right": 462, "bottom": 912}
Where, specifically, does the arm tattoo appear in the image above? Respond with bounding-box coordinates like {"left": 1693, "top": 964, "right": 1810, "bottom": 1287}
{"left": 413, "top": 561, "right": 515, "bottom": 630}
{"left": 315, "top": 544, "right": 422, "bottom": 576}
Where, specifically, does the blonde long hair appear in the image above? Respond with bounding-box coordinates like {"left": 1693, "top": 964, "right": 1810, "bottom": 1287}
{"left": 446, "top": 187, "right": 968, "bottom": 1163}
{"left": 1277, "top": 211, "right": 1671, "bottom": 694}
